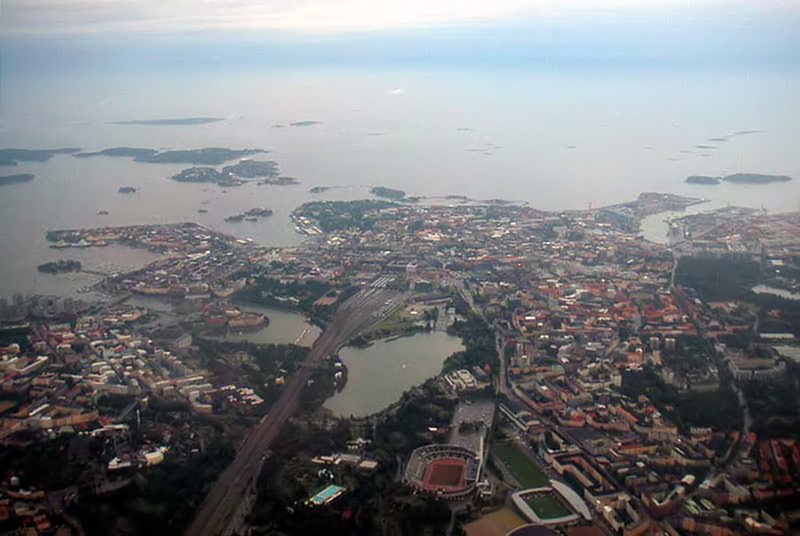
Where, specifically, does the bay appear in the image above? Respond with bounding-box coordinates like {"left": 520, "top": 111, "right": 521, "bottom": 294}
{"left": 205, "top": 303, "right": 322, "bottom": 347}
{"left": 323, "top": 332, "right": 464, "bottom": 418}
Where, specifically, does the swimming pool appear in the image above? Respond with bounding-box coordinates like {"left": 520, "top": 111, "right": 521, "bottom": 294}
{"left": 309, "top": 484, "right": 346, "bottom": 506}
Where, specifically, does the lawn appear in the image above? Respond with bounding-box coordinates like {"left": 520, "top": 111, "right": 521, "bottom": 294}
{"left": 492, "top": 442, "right": 549, "bottom": 488}
{"left": 524, "top": 493, "right": 571, "bottom": 519}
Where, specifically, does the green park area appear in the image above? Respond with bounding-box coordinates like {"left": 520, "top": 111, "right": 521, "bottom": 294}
{"left": 492, "top": 442, "right": 549, "bottom": 488}
{"left": 524, "top": 493, "right": 571, "bottom": 519}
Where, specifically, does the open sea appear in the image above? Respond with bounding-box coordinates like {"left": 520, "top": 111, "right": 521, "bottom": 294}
{"left": 1, "top": 67, "right": 798, "bottom": 299}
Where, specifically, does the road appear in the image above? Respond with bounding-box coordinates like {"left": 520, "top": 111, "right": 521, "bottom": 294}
{"left": 184, "top": 286, "right": 403, "bottom": 536}
{"left": 496, "top": 334, "right": 510, "bottom": 397}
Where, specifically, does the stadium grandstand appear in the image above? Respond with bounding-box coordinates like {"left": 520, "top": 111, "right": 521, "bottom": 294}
{"left": 511, "top": 480, "right": 592, "bottom": 527}
{"left": 404, "top": 443, "right": 481, "bottom": 500}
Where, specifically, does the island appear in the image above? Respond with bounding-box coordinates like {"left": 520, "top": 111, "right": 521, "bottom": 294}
{"left": 172, "top": 167, "right": 225, "bottom": 183}
{"left": 370, "top": 186, "right": 406, "bottom": 200}
{"left": 111, "top": 117, "right": 224, "bottom": 126}
{"left": 0, "top": 173, "right": 35, "bottom": 185}
{"left": 723, "top": 173, "right": 792, "bottom": 184}
{"left": 261, "top": 176, "right": 299, "bottom": 185}
{"left": 289, "top": 121, "right": 322, "bottom": 127}
{"left": 74, "top": 147, "right": 266, "bottom": 165}
{"left": 171, "top": 160, "right": 298, "bottom": 187}
{"left": 309, "top": 186, "right": 332, "bottom": 194}
{"left": 222, "top": 159, "right": 279, "bottom": 179}
{"left": 0, "top": 148, "right": 80, "bottom": 166}
{"left": 37, "top": 260, "right": 82, "bottom": 274}
{"left": 225, "top": 208, "right": 274, "bottom": 222}
{"left": 686, "top": 173, "right": 792, "bottom": 185}
{"left": 118, "top": 186, "right": 137, "bottom": 194}
{"left": 686, "top": 175, "right": 721, "bottom": 185}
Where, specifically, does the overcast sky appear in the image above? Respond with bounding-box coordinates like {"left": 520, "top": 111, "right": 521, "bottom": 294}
{"left": 2, "top": 0, "right": 798, "bottom": 71}
{"left": 1, "top": 0, "right": 797, "bottom": 35}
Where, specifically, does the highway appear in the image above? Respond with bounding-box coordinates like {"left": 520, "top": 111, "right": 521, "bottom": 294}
{"left": 184, "top": 285, "right": 404, "bottom": 536}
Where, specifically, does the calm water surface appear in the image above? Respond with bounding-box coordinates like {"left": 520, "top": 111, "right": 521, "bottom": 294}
{"left": 206, "top": 303, "right": 321, "bottom": 346}
{"left": 324, "top": 331, "right": 463, "bottom": 418}
{"left": 752, "top": 285, "right": 800, "bottom": 301}
{"left": 1, "top": 68, "right": 798, "bottom": 297}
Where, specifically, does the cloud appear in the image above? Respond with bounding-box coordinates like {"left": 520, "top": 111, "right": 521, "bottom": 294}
{"left": 2, "top": 0, "right": 797, "bottom": 73}
{"left": 2, "top": 0, "right": 780, "bottom": 37}
{"left": 390, "top": 88, "right": 405, "bottom": 95}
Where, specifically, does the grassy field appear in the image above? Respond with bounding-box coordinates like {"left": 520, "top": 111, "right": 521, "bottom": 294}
{"left": 492, "top": 442, "right": 549, "bottom": 488}
{"left": 524, "top": 493, "right": 571, "bottom": 519}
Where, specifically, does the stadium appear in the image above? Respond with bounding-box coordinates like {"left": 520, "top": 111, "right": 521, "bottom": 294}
{"left": 511, "top": 480, "right": 592, "bottom": 527}
{"left": 404, "top": 444, "right": 481, "bottom": 499}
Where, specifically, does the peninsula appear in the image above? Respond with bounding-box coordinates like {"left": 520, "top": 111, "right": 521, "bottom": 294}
{"left": 0, "top": 173, "right": 35, "bottom": 185}
{"left": 37, "top": 259, "right": 82, "bottom": 273}
{"left": 7, "top": 189, "right": 800, "bottom": 536}
{"left": 0, "top": 148, "right": 80, "bottom": 166}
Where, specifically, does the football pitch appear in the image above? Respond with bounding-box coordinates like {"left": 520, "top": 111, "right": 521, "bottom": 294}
{"left": 492, "top": 442, "right": 549, "bottom": 488}
{"left": 524, "top": 493, "right": 571, "bottom": 519}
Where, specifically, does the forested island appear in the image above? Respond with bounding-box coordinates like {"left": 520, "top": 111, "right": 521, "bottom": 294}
{"left": 225, "top": 208, "right": 274, "bottom": 222}
{"left": 172, "top": 167, "right": 225, "bottom": 183}
{"left": 111, "top": 117, "right": 224, "bottom": 126}
{"left": 724, "top": 173, "right": 792, "bottom": 184}
{"left": 118, "top": 186, "right": 137, "bottom": 194}
{"left": 74, "top": 147, "right": 266, "bottom": 165}
{"left": 686, "top": 175, "right": 721, "bottom": 185}
{"left": 0, "top": 148, "right": 80, "bottom": 166}
{"left": 370, "top": 186, "right": 406, "bottom": 200}
{"left": 261, "top": 176, "right": 299, "bottom": 185}
{"left": 37, "top": 260, "right": 82, "bottom": 273}
{"left": 222, "top": 160, "right": 279, "bottom": 178}
{"left": 686, "top": 173, "right": 792, "bottom": 185}
{"left": 0, "top": 173, "right": 35, "bottom": 185}
{"left": 309, "top": 186, "right": 332, "bottom": 194}
{"left": 171, "top": 159, "right": 298, "bottom": 186}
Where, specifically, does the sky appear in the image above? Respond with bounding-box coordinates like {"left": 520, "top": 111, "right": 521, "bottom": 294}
{"left": 1, "top": 0, "right": 798, "bottom": 71}
{"left": 2, "top": 0, "right": 797, "bottom": 35}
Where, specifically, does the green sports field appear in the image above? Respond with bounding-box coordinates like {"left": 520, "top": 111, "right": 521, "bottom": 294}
{"left": 524, "top": 493, "right": 571, "bottom": 519}
{"left": 492, "top": 442, "right": 549, "bottom": 488}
